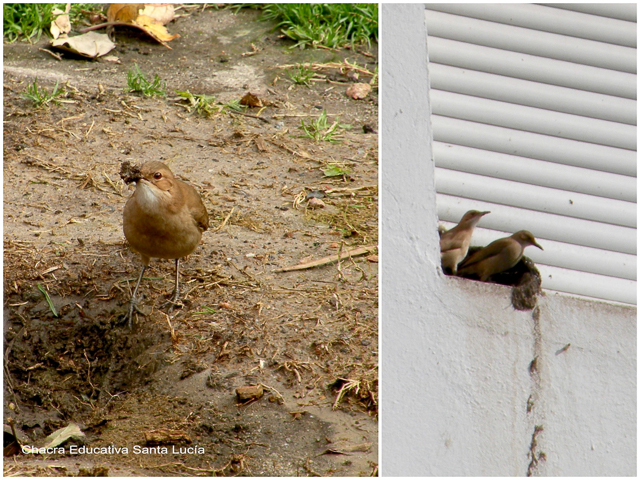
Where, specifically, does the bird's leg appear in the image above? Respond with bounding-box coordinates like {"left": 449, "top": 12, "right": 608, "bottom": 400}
{"left": 161, "top": 258, "right": 183, "bottom": 311}
{"left": 124, "top": 265, "right": 146, "bottom": 328}
{"left": 171, "top": 258, "right": 181, "bottom": 303}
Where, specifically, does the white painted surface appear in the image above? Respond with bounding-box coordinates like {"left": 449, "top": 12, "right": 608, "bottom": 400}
{"left": 381, "top": 4, "right": 637, "bottom": 476}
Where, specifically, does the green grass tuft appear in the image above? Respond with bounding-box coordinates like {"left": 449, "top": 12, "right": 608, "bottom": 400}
{"left": 175, "top": 90, "right": 246, "bottom": 116}
{"left": 22, "top": 78, "right": 64, "bottom": 107}
{"left": 286, "top": 64, "right": 315, "bottom": 86}
{"left": 298, "top": 110, "right": 350, "bottom": 143}
{"left": 126, "top": 65, "right": 166, "bottom": 98}
{"left": 261, "top": 3, "right": 378, "bottom": 49}
{"left": 3, "top": 3, "right": 99, "bottom": 43}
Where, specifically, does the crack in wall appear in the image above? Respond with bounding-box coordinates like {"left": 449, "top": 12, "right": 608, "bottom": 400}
{"left": 526, "top": 306, "right": 546, "bottom": 476}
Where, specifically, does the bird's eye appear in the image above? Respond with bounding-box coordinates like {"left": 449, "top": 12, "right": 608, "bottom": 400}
{"left": 154, "top": 172, "right": 162, "bottom": 180}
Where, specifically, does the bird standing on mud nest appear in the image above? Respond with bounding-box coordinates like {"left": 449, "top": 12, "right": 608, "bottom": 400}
{"left": 457, "top": 230, "right": 543, "bottom": 281}
{"left": 121, "top": 161, "right": 209, "bottom": 327}
{"left": 440, "top": 210, "right": 490, "bottom": 275}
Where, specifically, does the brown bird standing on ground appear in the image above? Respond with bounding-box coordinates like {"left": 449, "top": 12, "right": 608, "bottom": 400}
{"left": 457, "top": 230, "right": 543, "bottom": 281}
{"left": 440, "top": 210, "right": 490, "bottom": 274}
{"left": 122, "top": 161, "right": 209, "bottom": 327}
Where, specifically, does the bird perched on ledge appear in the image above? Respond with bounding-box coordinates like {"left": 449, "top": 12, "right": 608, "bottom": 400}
{"left": 440, "top": 210, "right": 490, "bottom": 275}
{"left": 121, "top": 161, "right": 209, "bottom": 327}
{"left": 457, "top": 230, "right": 543, "bottom": 281}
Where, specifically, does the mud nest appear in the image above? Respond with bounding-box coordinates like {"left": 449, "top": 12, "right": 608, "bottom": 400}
{"left": 456, "top": 247, "right": 543, "bottom": 311}
{"left": 119, "top": 161, "right": 142, "bottom": 184}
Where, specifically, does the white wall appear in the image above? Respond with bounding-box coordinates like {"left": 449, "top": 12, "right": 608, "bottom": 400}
{"left": 380, "top": 4, "right": 637, "bottom": 476}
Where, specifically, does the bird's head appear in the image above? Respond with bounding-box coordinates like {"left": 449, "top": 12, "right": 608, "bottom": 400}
{"left": 138, "top": 161, "right": 175, "bottom": 192}
{"left": 513, "top": 230, "right": 543, "bottom": 250}
{"left": 460, "top": 210, "right": 490, "bottom": 227}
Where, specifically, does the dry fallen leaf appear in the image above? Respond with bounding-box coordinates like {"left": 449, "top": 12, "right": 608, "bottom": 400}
{"left": 141, "top": 4, "right": 176, "bottom": 25}
{"left": 346, "top": 83, "right": 372, "bottom": 100}
{"left": 41, "top": 423, "right": 85, "bottom": 449}
{"left": 50, "top": 4, "right": 71, "bottom": 40}
{"left": 51, "top": 32, "right": 116, "bottom": 59}
{"left": 105, "top": 3, "right": 179, "bottom": 47}
{"left": 133, "top": 14, "right": 180, "bottom": 43}
{"left": 106, "top": 3, "right": 144, "bottom": 23}
{"left": 240, "top": 92, "right": 263, "bottom": 108}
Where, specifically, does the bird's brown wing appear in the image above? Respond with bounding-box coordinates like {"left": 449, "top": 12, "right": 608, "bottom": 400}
{"left": 440, "top": 228, "right": 465, "bottom": 252}
{"left": 183, "top": 182, "right": 209, "bottom": 232}
{"left": 458, "top": 238, "right": 511, "bottom": 269}
{"left": 193, "top": 203, "right": 209, "bottom": 232}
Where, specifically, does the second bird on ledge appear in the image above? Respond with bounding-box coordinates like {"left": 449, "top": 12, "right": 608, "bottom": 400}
{"left": 120, "top": 160, "right": 209, "bottom": 328}
{"left": 440, "top": 210, "right": 543, "bottom": 284}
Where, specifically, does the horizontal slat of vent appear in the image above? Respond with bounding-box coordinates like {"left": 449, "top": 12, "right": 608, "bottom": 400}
{"left": 538, "top": 265, "right": 636, "bottom": 305}
{"left": 548, "top": 4, "right": 637, "bottom": 23}
{"left": 437, "top": 195, "right": 636, "bottom": 256}
{"left": 428, "top": 37, "right": 636, "bottom": 99}
{"left": 429, "top": 64, "right": 636, "bottom": 125}
{"left": 436, "top": 169, "right": 636, "bottom": 228}
{"left": 431, "top": 90, "right": 636, "bottom": 149}
{"left": 425, "top": 10, "right": 636, "bottom": 72}
{"left": 432, "top": 116, "right": 636, "bottom": 176}
{"left": 425, "top": 4, "right": 636, "bottom": 47}
{"left": 438, "top": 224, "right": 637, "bottom": 281}
{"left": 433, "top": 143, "right": 636, "bottom": 202}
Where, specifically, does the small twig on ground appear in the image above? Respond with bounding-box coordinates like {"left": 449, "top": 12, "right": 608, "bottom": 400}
{"left": 212, "top": 206, "right": 234, "bottom": 233}
{"left": 228, "top": 110, "right": 270, "bottom": 124}
{"left": 102, "top": 172, "right": 123, "bottom": 196}
{"left": 303, "top": 458, "right": 323, "bottom": 477}
{"left": 161, "top": 312, "right": 177, "bottom": 343}
{"left": 274, "top": 245, "right": 377, "bottom": 273}
{"left": 39, "top": 48, "right": 62, "bottom": 61}
{"left": 335, "top": 243, "right": 346, "bottom": 282}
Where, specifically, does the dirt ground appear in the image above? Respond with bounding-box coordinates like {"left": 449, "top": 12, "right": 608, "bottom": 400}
{"left": 3, "top": 6, "right": 378, "bottom": 476}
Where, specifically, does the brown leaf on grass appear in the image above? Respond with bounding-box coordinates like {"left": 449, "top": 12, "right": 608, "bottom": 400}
{"left": 51, "top": 32, "right": 116, "bottom": 59}
{"left": 50, "top": 4, "right": 71, "bottom": 40}
{"left": 346, "top": 83, "right": 372, "bottom": 100}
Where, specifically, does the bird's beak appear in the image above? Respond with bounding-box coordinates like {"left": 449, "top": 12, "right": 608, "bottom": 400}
{"left": 533, "top": 240, "right": 543, "bottom": 250}
{"left": 481, "top": 211, "right": 491, "bottom": 216}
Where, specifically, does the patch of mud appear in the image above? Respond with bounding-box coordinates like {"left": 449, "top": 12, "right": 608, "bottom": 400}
{"left": 4, "top": 7, "right": 377, "bottom": 476}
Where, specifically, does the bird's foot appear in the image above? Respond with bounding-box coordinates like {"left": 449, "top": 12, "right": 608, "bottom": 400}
{"left": 122, "top": 302, "right": 146, "bottom": 328}
{"left": 160, "top": 291, "right": 183, "bottom": 312}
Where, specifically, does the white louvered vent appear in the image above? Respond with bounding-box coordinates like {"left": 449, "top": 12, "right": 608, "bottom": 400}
{"left": 425, "top": 4, "right": 637, "bottom": 305}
